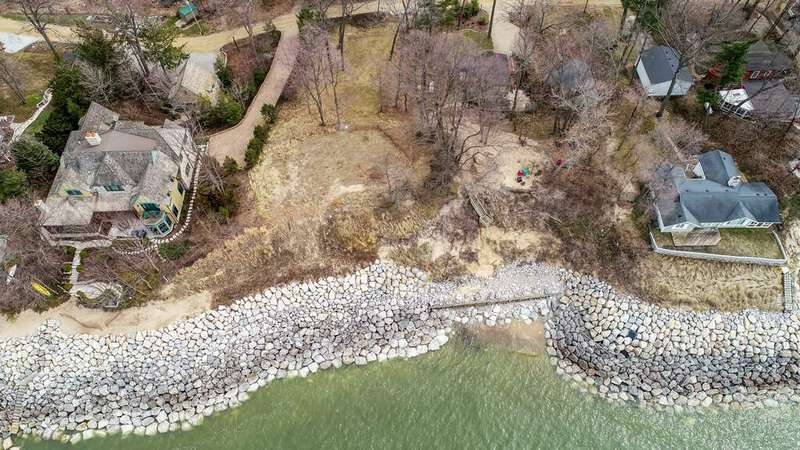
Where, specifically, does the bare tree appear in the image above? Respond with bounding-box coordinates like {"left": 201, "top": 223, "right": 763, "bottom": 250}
{"left": 0, "top": 44, "right": 25, "bottom": 103}
{"left": 655, "top": 0, "right": 740, "bottom": 117}
{"left": 291, "top": 25, "right": 335, "bottom": 125}
{"left": 14, "top": 0, "right": 60, "bottom": 57}
{"left": 0, "top": 198, "right": 66, "bottom": 314}
{"left": 233, "top": 0, "right": 261, "bottom": 65}
{"left": 76, "top": 61, "right": 117, "bottom": 104}
{"left": 103, "top": 0, "right": 152, "bottom": 78}
{"left": 337, "top": 0, "right": 365, "bottom": 69}
{"left": 388, "top": 0, "right": 422, "bottom": 60}
{"left": 397, "top": 31, "right": 505, "bottom": 182}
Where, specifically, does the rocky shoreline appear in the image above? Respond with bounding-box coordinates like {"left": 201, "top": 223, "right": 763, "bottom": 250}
{"left": 4, "top": 261, "right": 800, "bottom": 447}
{"left": 546, "top": 271, "right": 800, "bottom": 411}
{"left": 0, "top": 262, "right": 557, "bottom": 448}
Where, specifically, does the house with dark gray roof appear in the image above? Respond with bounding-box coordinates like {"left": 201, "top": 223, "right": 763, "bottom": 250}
{"left": 636, "top": 46, "right": 693, "bottom": 97}
{"left": 654, "top": 150, "right": 781, "bottom": 233}
{"left": 719, "top": 79, "right": 800, "bottom": 121}
{"left": 39, "top": 102, "right": 199, "bottom": 244}
{"left": 744, "top": 41, "right": 793, "bottom": 80}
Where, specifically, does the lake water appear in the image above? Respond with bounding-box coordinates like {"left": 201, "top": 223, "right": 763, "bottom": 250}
{"left": 0, "top": 32, "right": 39, "bottom": 53}
{"left": 23, "top": 328, "right": 800, "bottom": 450}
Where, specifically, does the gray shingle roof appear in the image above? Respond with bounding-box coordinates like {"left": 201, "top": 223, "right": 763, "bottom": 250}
{"left": 655, "top": 150, "right": 780, "bottom": 228}
{"left": 41, "top": 102, "right": 191, "bottom": 227}
{"left": 547, "top": 58, "right": 593, "bottom": 92}
{"left": 745, "top": 41, "right": 793, "bottom": 73}
{"left": 640, "top": 46, "right": 693, "bottom": 84}
{"left": 744, "top": 80, "right": 800, "bottom": 119}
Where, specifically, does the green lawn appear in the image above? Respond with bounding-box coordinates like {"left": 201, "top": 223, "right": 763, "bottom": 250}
{"left": 463, "top": 29, "right": 493, "bottom": 51}
{"left": 652, "top": 228, "right": 785, "bottom": 259}
{"left": 0, "top": 53, "right": 53, "bottom": 118}
{"left": 23, "top": 106, "right": 51, "bottom": 136}
{"left": 165, "top": 16, "right": 210, "bottom": 36}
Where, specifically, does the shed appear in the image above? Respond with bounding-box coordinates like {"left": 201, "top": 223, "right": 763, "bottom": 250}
{"left": 178, "top": 3, "right": 199, "bottom": 21}
{"left": 636, "top": 46, "right": 693, "bottom": 97}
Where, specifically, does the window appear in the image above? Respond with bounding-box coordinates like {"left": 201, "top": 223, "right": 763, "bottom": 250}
{"left": 66, "top": 189, "right": 81, "bottom": 196}
{"left": 172, "top": 205, "right": 179, "bottom": 216}
{"left": 158, "top": 222, "right": 170, "bottom": 234}
{"left": 177, "top": 183, "right": 184, "bottom": 195}
{"left": 104, "top": 184, "right": 123, "bottom": 192}
{"left": 165, "top": 215, "right": 172, "bottom": 226}
{"left": 750, "top": 70, "right": 761, "bottom": 79}
{"left": 141, "top": 203, "right": 160, "bottom": 212}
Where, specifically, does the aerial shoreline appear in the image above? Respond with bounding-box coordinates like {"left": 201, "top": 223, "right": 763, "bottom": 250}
{"left": 3, "top": 261, "right": 800, "bottom": 448}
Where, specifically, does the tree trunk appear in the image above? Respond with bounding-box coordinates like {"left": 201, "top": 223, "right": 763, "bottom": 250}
{"left": 656, "top": 58, "right": 686, "bottom": 118}
{"left": 619, "top": 5, "right": 629, "bottom": 33}
{"left": 766, "top": 0, "right": 795, "bottom": 37}
{"left": 0, "top": 62, "right": 25, "bottom": 103}
{"left": 583, "top": 0, "right": 590, "bottom": 14}
{"left": 488, "top": 0, "right": 498, "bottom": 39}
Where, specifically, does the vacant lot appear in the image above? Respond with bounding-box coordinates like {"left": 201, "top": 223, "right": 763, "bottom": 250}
{"left": 170, "top": 22, "right": 432, "bottom": 302}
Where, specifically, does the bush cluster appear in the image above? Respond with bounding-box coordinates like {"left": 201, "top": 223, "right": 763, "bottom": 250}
{"left": 244, "top": 104, "right": 279, "bottom": 169}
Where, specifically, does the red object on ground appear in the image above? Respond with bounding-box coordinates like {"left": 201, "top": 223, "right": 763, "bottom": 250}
{"left": 556, "top": 159, "right": 563, "bottom": 166}
{"left": 516, "top": 170, "right": 524, "bottom": 177}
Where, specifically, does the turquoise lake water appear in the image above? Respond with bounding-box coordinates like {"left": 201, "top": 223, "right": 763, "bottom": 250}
{"left": 24, "top": 330, "right": 800, "bottom": 450}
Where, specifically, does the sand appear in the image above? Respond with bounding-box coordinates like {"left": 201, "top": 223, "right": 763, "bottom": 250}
{"left": 0, "top": 291, "right": 212, "bottom": 337}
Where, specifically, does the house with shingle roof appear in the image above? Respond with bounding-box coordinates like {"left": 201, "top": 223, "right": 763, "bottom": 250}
{"left": 169, "top": 53, "right": 222, "bottom": 107}
{"left": 39, "top": 102, "right": 199, "bottom": 244}
{"left": 653, "top": 150, "right": 781, "bottom": 234}
{"left": 636, "top": 46, "right": 694, "bottom": 97}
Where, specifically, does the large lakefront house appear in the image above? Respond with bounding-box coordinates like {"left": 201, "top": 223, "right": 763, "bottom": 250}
{"left": 653, "top": 150, "right": 781, "bottom": 234}
{"left": 39, "top": 103, "right": 199, "bottom": 244}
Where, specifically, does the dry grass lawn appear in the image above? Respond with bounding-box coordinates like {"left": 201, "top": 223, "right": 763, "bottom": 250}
{"left": 169, "top": 23, "right": 433, "bottom": 302}
{"left": 0, "top": 52, "right": 52, "bottom": 119}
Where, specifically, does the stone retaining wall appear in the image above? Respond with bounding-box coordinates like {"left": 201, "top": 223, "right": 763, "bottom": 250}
{"left": 0, "top": 262, "right": 558, "bottom": 447}
{"left": 546, "top": 271, "right": 800, "bottom": 410}
{"left": 0, "top": 263, "right": 450, "bottom": 446}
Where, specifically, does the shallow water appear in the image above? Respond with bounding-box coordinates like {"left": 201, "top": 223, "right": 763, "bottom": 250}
{"left": 23, "top": 329, "right": 800, "bottom": 450}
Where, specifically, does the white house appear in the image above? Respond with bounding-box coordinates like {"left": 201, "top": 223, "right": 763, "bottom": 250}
{"left": 636, "top": 46, "right": 693, "bottom": 97}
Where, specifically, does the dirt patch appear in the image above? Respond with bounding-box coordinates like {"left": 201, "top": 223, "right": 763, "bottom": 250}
{"left": 221, "top": 29, "right": 280, "bottom": 85}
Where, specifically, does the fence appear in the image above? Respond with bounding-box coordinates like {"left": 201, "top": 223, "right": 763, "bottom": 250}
{"left": 649, "top": 229, "right": 788, "bottom": 267}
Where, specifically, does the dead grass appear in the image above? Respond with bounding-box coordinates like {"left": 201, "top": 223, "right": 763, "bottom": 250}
{"left": 169, "top": 22, "right": 440, "bottom": 301}
{"left": 652, "top": 228, "right": 785, "bottom": 260}
{"left": 0, "top": 52, "right": 52, "bottom": 119}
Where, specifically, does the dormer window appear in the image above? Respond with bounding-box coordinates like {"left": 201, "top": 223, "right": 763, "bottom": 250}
{"left": 104, "top": 184, "right": 123, "bottom": 192}
{"left": 66, "top": 189, "right": 82, "bottom": 196}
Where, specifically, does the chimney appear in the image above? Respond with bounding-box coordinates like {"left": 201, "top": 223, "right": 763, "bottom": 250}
{"left": 85, "top": 131, "right": 102, "bottom": 147}
{"left": 728, "top": 175, "right": 742, "bottom": 187}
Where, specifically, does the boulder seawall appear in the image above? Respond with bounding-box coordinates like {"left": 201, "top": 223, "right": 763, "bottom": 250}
{"left": 546, "top": 271, "right": 800, "bottom": 409}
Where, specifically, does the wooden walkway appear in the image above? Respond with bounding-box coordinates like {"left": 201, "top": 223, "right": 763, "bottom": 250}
{"left": 431, "top": 292, "right": 562, "bottom": 311}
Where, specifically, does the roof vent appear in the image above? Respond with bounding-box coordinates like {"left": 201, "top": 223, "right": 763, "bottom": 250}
{"left": 85, "top": 131, "right": 102, "bottom": 147}
{"left": 728, "top": 175, "right": 742, "bottom": 187}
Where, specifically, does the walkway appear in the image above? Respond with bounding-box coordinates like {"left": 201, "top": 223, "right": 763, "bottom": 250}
{"left": 10, "top": 88, "right": 51, "bottom": 142}
{"left": 207, "top": 25, "right": 299, "bottom": 163}
{"left": 480, "top": 0, "right": 622, "bottom": 55}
